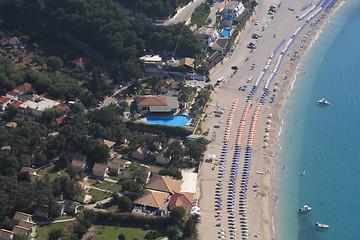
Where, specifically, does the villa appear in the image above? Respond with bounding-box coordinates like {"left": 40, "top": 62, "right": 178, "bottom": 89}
{"left": 136, "top": 96, "right": 179, "bottom": 114}
{"left": 222, "top": 1, "right": 245, "bottom": 26}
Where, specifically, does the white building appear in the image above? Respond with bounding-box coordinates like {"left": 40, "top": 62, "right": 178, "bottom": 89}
{"left": 197, "top": 26, "right": 220, "bottom": 48}
{"left": 222, "top": 1, "right": 245, "bottom": 26}
{"left": 19, "top": 96, "right": 60, "bottom": 117}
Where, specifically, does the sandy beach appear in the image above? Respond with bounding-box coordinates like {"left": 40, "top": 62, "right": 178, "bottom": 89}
{"left": 196, "top": 0, "right": 346, "bottom": 239}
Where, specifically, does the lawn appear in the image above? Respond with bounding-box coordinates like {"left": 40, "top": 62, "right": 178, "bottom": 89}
{"left": 107, "top": 174, "right": 123, "bottom": 182}
{"left": 37, "top": 222, "right": 72, "bottom": 240}
{"left": 94, "top": 225, "right": 165, "bottom": 240}
{"left": 88, "top": 189, "right": 112, "bottom": 202}
{"left": 38, "top": 164, "right": 70, "bottom": 182}
{"left": 88, "top": 179, "right": 122, "bottom": 193}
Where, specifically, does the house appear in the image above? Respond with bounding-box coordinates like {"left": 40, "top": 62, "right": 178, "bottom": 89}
{"left": 197, "top": 26, "right": 220, "bottom": 48}
{"left": 8, "top": 37, "right": 20, "bottom": 46}
{"left": 5, "top": 90, "right": 20, "bottom": 101}
{"left": 5, "top": 122, "right": 17, "bottom": 128}
{"left": 19, "top": 96, "right": 60, "bottom": 117}
{"left": 136, "top": 96, "right": 179, "bottom": 113}
{"left": 71, "top": 152, "right": 87, "bottom": 162}
{"left": 145, "top": 174, "right": 183, "bottom": 195}
{"left": 55, "top": 115, "right": 67, "bottom": 125}
{"left": 0, "top": 229, "right": 14, "bottom": 240}
{"left": 167, "top": 58, "right": 195, "bottom": 71}
{"left": 131, "top": 147, "right": 147, "bottom": 161}
{"left": 20, "top": 167, "right": 41, "bottom": 183}
{"left": 12, "top": 100, "right": 24, "bottom": 108}
{"left": 34, "top": 205, "right": 49, "bottom": 219}
{"left": 17, "top": 221, "right": 36, "bottom": 237}
{"left": 168, "top": 192, "right": 194, "bottom": 214}
{"left": 140, "top": 55, "right": 165, "bottom": 73}
{"left": 211, "top": 38, "right": 230, "bottom": 53}
{"left": 0, "top": 96, "right": 11, "bottom": 111}
{"left": 74, "top": 191, "right": 92, "bottom": 204}
{"left": 155, "top": 149, "right": 171, "bottom": 165}
{"left": 97, "top": 138, "right": 116, "bottom": 149}
{"left": 222, "top": 1, "right": 245, "bottom": 26}
{"left": 63, "top": 200, "right": 80, "bottom": 215}
{"left": 133, "top": 189, "right": 170, "bottom": 211}
{"left": 13, "top": 212, "right": 32, "bottom": 223}
{"left": 71, "top": 159, "right": 86, "bottom": 170}
{"left": 14, "top": 83, "right": 32, "bottom": 94}
{"left": 107, "top": 158, "right": 127, "bottom": 175}
{"left": 92, "top": 163, "right": 108, "bottom": 179}
{"left": 69, "top": 57, "right": 94, "bottom": 69}
{"left": 12, "top": 226, "right": 31, "bottom": 238}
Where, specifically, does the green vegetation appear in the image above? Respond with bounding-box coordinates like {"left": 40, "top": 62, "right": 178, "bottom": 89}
{"left": 88, "top": 189, "right": 111, "bottom": 202}
{"left": 94, "top": 225, "right": 164, "bottom": 240}
{"left": 116, "top": 0, "right": 191, "bottom": 19}
{"left": 88, "top": 179, "right": 122, "bottom": 193}
{"left": 35, "top": 221, "right": 72, "bottom": 240}
{"left": 190, "top": 3, "right": 211, "bottom": 28}
{"left": 158, "top": 167, "right": 183, "bottom": 180}
{"left": 38, "top": 164, "right": 70, "bottom": 182}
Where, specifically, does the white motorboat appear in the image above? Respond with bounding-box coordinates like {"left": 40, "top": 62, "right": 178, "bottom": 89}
{"left": 317, "top": 98, "right": 330, "bottom": 105}
{"left": 315, "top": 222, "right": 330, "bottom": 228}
{"left": 299, "top": 205, "right": 311, "bottom": 212}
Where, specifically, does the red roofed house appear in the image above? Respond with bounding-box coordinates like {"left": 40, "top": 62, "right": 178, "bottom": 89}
{"left": 70, "top": 57, "right": 94, "bottom": 69}
{"left": 168, "top": 192, "right": 194, "bottom": 215}
{"left": 0, "top": 96, "right": 11, "bottom": 111}
{"left": 55, "top": 115, "right": 67, "bottom": 125}
{"left": 14, "top": 83, "right": 32, "bottom": 94}
{"left": 56, "top": 104, "right": 70, "bottom": 112}
{"left": 6, "top": 90, "right": 20, "bottom": 101}
{"left": 136, "top": 96, "right": 179, "bottom": 113}
{"left": 12, "top": 100, "right": 24, "bottom": 108}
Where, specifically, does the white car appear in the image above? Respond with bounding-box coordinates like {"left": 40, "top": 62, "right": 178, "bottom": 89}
{"left": 217, "top": 77, "right": 224, "bottom": 83}
{"left": 255, "top": 21, "right": 259, "bottom": 25}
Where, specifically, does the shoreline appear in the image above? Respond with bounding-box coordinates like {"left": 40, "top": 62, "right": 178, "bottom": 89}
{"left": 270, "top": 1, "right": 348, "bottom": 239}
{"left": 196, "top": 1, "right": 347, "bottom": 240}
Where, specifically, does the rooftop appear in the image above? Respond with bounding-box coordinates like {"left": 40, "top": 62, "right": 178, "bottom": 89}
{"left": 136, "top": 96, "right": 167, "bottom": 106}
{"left": 19, "top": 97, "right": 60, "bottom": 112}
{"left": 0, "top": 96, "right": 10, "bottom": 103}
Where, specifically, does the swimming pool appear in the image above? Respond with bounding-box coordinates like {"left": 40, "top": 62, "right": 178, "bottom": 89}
{"left": 220, "top": 27, "right": 231, "bottom": 37}
{"left": 146, "top": 115, "right": 191, "bottom": 126}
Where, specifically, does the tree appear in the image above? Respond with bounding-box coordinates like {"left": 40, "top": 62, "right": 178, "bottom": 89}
{"left": 71, "top": 102, "right": 85, "bottom": 114}
{"left": 158, "top": 168, "right": 182, "bottom": 179}
{"left": 89, "top": 143, "right": 110, "bottom": 164}
{"left": 169, "top": 206, "right": 186, "bottom": 224}
{"left": 166, "top": 225, "right": 181, "bottom": 240}
{"left": 46, "top": 56, "right": 63, "bottom": 71}
{"left": 33, "top": 56, "right": 45, "bottom": 66}
{"left": 144, "top": 231, "right": 160, "bottom": 240}
{"left": 118, "top": 233, "right": 126, "bottom": 240}
{"left": 48, "top": 228, "right": 64, "bottom": 240}
{"left": 2, "top": 104, "right": 19, "bottom": 122}
{"left": 117, "top": 196, "right": 133, "bottom": 212}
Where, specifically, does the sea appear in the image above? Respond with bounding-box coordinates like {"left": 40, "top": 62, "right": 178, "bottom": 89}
{"left": 278, "top": 1, "right": 360, "bottom": 239}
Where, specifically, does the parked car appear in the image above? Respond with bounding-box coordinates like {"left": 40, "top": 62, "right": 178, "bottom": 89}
{"left": 247, "top": 43, "right": 256, "bottom": 49}
{"left": 231, "top": 66, "right": 239, "bottom": 70}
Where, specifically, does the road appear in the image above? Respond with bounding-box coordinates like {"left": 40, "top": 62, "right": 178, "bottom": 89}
{"left": 163, "top": 0, "right": 206, "bottom": 25}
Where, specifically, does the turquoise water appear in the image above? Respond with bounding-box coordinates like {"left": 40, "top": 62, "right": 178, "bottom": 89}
{"left": 221, "top": 27, "right": 231, "bottom": 37}
{"left": 279, "top": 1, "right": 360, "bottom": 239}
{"left": 146, "top": 115, "right": 190, "bottom": 126}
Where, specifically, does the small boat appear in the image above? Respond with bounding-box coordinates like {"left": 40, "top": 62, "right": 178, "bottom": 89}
{"left": 300, "top": 171, "right": 306, "bottom": 175}
{"left": 317, "top": 98, "right": 330, "bottom": 105}
{"left": 315, "top": 222, "right": 330, "bottom": 228}
{"left": 299, "top": 205, "right": 311, "bottom": 212}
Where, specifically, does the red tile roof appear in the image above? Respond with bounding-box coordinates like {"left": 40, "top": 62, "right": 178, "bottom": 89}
{"left": 40, "top": 93, "right": 63, "bottom": 103}
{"left": 14, "top": 83, "right": 32, "bottom": 93}
{"left": 55, "top": 115, "right": 67, "bottom": 125}
{"left": 12, "top": 100, "right": 24, "bottom": 108}
{"left": 56, "top": 104, "right": 70, "bottom": 111}
{"left": 6, "top": 90, "right": 20, "bottom": 96}
{"left": 136, "top": 96, "right": 167, "bottom": 106}
{"left": 168, "top": 192, "right": 193, "bottom": 210}
{"left": 0, "top": 96, "right": 11, "bottom": 103}
{"left": 70, "top": 57, "right": 94, "bottom": 69}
